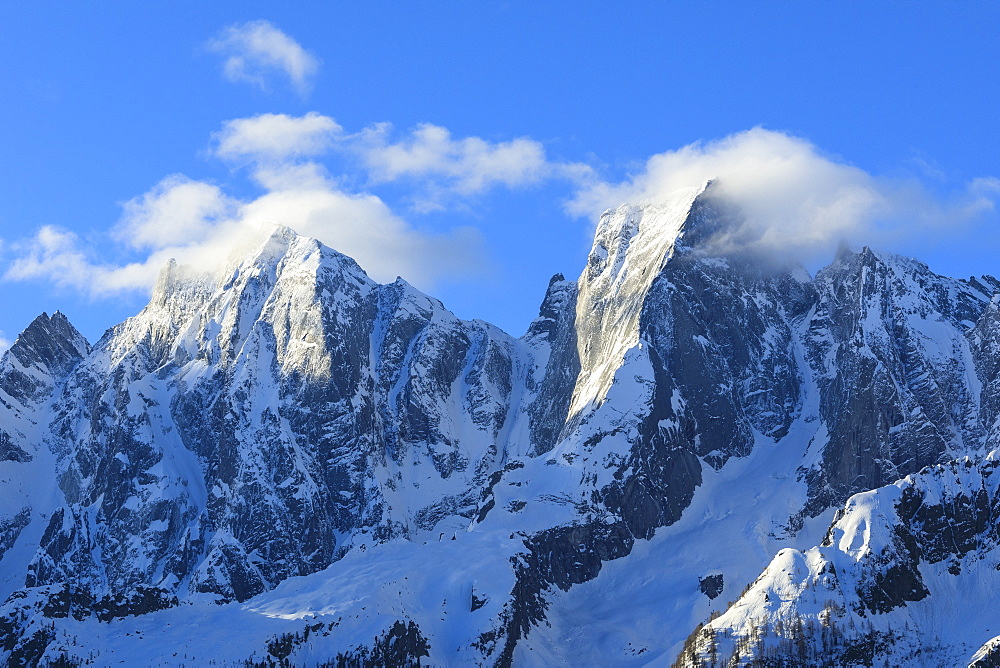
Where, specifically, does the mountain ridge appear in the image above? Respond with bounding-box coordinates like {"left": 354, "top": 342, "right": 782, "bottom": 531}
{"left": 1, "top": 186, "right": 1000, "bottom": 665}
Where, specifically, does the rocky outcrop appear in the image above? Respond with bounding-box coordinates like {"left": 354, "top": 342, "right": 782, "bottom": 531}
{"left": 522, "top": 273, "right": 580, "bottom": 456}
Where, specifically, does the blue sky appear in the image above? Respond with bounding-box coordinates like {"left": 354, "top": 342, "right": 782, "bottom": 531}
{"left": 1, "top": 1, "right": 999, "bottom": 348}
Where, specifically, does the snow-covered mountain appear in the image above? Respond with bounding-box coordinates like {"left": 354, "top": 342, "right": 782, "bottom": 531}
{"left": 2, "top": 182, "right": 1000, "bottom": 666}
{"left": 674, "top": 454, "right": 1000, "bottom": 667}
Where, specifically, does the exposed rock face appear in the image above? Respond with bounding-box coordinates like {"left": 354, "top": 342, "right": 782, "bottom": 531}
{"left": 23, "top": 229, "right": 532, "bottom": 604}
{"left": 0, "top": 312, "right": 89, "bottom": 584}
{"left": 1, "top": 184, "right": 1000, "bottom": 666}
{"left": 970, "top": 636, "right": 1000, "bottom": 668}
{"left": 698, "top": 574, "right": 724, "bottom": 600}
{"left": 0, "top": 312, "right": 90, "bottom": 406}
{"left": 801, "top": 247, "right": 993, "bottom": 515}
{"left": 0, "top": 312, "right": 89, "bottom": 463}
{"left": 971, "top": 294, "right": 1000, "bottom": 447}
{"left": 522, "top": 273, "right": 579, "bottom": 456}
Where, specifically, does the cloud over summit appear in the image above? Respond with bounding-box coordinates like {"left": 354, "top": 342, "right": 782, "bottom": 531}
{"left": 568, "top": 128, "right": 1000, "bottom": 265}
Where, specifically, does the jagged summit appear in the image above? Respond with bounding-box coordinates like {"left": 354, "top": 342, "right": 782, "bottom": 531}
{"left": 6, "top": 312, "right": 89, "bottom": 373}
{"left": 818, "top": 241, "right": 998, "bottom": 329}
{"left": 523, "top": 272, "right": 574, "bottom": 343}
{"left": 0, "top": 311, "right": 89, "bottom": 465}
{"left": 105, "top": 226, "right": 384, "bottom": 371}
{"left": 150, "top": 225, "right": 373, "bottom": 309}
{"left": 831, "top": 242, "right": 1000, "bottom": 294}
{"left": 588, "top": 183, "right": 709, "bottom": 279}
{"left": 150, "top": 258, "right": 213, "bottom": 308}
{"left": 221, "top": 224, "right": 368, "bottom": 286}
{"left": 571, "top": 184, "right": 708, "bottom": 415}
{"left": 0, "top": 312, "right": 90, "bottom": 406}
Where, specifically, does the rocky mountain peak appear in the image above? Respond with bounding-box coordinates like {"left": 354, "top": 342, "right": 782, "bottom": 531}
{"left": 587, "top": 183, "right": 709, "bottom": 281}
{"left": 523, "top": 273, "right": 575, "bottom": 343}
{"left": 112, "top": 228, "right": 379, "bottom": 373}
{"left": 0, "top": 310, "right": 89, "bottom": 416}
{"left": 4, "top": 311, "right": 89, "bottom": 380}
{"left": 819, "top": 243, "right": 994, "bottom": 328}
{"left": 227, "top": 225, "right": 369, "bottom": 290}
{"left": 149, "top": 259, "right": 214, "bottom": 319}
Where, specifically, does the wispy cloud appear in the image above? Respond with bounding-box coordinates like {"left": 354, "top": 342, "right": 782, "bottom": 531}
{"left": 353, "top": 123, "right": 553, "bottom": 209}
{"left": 209, "top": 20, "right": 319, "bottom": 96}
{"left": 970, "top": 176, "right": 1000, "bottom": 197}
{"left": 0, "top": 331, "right": 9, "bottom": 356}
{"left": 213, "top": 112, "right": 593, "bottom": 211}
{"left": 214, "top": 112, "right": 342, "bottom": 162}
{"left": 6, "top": 225, "right": 161, "bottom": 295}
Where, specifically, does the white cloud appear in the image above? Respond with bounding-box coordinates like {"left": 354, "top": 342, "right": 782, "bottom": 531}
{"left": 214, "top": 112, "right": 342, "bottom": 162}
{"left": 6, "top": 226, "right": 122, "bottom": 295}
{"left": 970, "top": 176, "right": 1000, "bottom": 197}
{"left": 350, "top": 122, "right": 592, "bottom": 211}
{"left": 12, "top": 117, "right": 994, "bottom": 308}
{"left": 209, "top": 114, "right": 490, "bottom": 285}
{"left": 213, "top": 112, "right": 592, "bottom": 211}
{"left": 209, "top": 20, "right": 319, "bottom": 96}
{"left": 4, "top": 223, "right": 215, "bottom": 297}
{"left": 237, "top": 179, "right": 486, "bottom": 286}
{"left": 116, "top": 175, "right": 237, "bottom": 250}
{"left": 358, "top": 123, "right": 548, "bottom": 191}
{"left": 0, "top": 331, "right": 9, "bottom": 356}
{"left": 568, "top": 127, "right": 1000, "bottom": 263}
{"left": 0, "top": 176, "right": 250, "bottom": 298}
{"left": 3, "top": 115, "right": 492, "bottom": 298}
